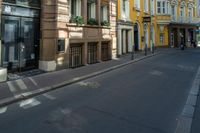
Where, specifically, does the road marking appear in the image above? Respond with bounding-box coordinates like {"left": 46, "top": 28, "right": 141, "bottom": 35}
{"left": 19, "top": 98, "right": 41, "bottom": 109}
{"left": 16, "top": 79, "right": 28, "bottom": 90}
{"left": 149, "top": 70, "right": 163, "bottom": 76}
{"left": 7, "top": 81, "right": 17, "bottom": 92}
{"left": 175, "top": 66, "right": 200, "bottom": 133}
{"left": 0, "top": 107, "right": 7, "bottom": 114}
{"left": 43, "top": 94, "right": 56, "bottom": 100}
{"left": 28, "top": 77, "right": 38, "bottom": 86}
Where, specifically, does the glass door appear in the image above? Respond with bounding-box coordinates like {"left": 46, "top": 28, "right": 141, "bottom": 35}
{"left": 20, "top": 18, "right": 39, "bottom": 70}
{"left": 2, "top": 16, "right": 20, "bottom": 71}
{"left": 2, "top": 16, "right": 39, "bottom": 72}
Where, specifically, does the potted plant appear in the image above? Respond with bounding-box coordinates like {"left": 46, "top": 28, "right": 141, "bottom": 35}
{"left": 70, "top": 16, "right": 84, "bottom": 25}
{"left": 87, "top": 18, "right": 98, "bottom": 25}
{"left": 101, "top": 20, "right": 110, "bottom": 27}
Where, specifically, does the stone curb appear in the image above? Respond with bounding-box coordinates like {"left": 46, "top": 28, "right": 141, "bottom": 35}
{"left": 0, "top": 53, "right": 158, "bottom": 108}
{"left": 175, "top": 66, "right": 200, "bottom": 133}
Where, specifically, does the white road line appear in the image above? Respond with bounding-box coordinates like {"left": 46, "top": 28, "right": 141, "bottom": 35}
{"left": 16, "top": 79, "right": 28, "bottom": 90}
{"left": 19, "top": 98, "right": 41, "bottom": 109}
{"left": 28, "top": 77, "right": 38, "bottom": 86}
{"left": 0, "top": 107, "right": 7, "bottom": 114}
{"left": 7, "top": 81, "right": 17, "bottom": 92}
{"left": 43, "top": 94, "right": 56, "bottom": 100}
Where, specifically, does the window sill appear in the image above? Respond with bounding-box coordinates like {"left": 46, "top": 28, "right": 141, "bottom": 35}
{"left": 57, "top": 51, "right": 65, "bottom": 55}
{"left": 133, "top": 7, "right": 141, "bottom": 12}
{"left": 66, "top": 23, "right": 111, "bottom": 29}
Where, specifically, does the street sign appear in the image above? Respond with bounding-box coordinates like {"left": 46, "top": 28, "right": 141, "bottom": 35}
{"left": 143, "top": 16, "right": 151, "bottom": 23}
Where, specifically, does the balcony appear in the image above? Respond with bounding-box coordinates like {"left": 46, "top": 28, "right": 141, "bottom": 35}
{"left": 171, "top": 16, "right": 200, "bottom": 25}
{"left": 156, "top": 14, "right": 171, "bottom": 25}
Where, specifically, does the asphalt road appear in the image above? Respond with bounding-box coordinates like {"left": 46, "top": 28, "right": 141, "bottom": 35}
{"left": 0, "top": 48, "right": 200, "bottom": 133}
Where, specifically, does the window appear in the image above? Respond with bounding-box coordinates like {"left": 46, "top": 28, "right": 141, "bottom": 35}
{"left": 101, "top": 5, "right": 108, "bottom": 21}
{"left": 188, "top": 8, "right": 193, "bottom": 21}
{"left": 157, "top": 2, "right": 161, "bottom": 13}
{"left": 157, "top": 0, "right": 167, "bottom": 14}
{"left": 87, "top": 1, "right": 96, "bottom": 19}
{"left": 150, "top": 0, "right": 155, "bottom": 15}
{"left": 171, "top": 5, "right": 176, "bottom": 21}
{"left": 135, "top": 0, "right": 140, "bottom": 9}
{"left": 3, "top": 0, "right": 40, "bottom": 7}
{"left": 57, "top": 39, "right": 65, "bottom": 53}
{"left": 144, "top": 0, "right": 149, "bottom": 12}
{"left": 70, "top": 0, "right": 81, "bottom": 17}
{"left": 121, "top": 0, "right": 129, "bottom": 19}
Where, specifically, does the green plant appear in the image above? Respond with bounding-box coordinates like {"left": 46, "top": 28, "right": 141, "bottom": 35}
{"left": 87, "top": 18, "right": 98, "bottom": 25}
{"left": 101, "top": 20, "right": 110, "bottom": 27}
{"left": 70, "top": 16, "right": 84, "bottom": 25}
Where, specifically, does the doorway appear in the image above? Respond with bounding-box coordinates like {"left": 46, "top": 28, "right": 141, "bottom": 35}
{"left": 1, "top": 16, "right": 40, "bottom": 72}
{"left": 134, "top": 23, "right": 139, "bottom": 51}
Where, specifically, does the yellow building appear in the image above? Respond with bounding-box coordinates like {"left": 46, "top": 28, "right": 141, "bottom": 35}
{"left": 154, "top": 0, "right": 198, "bottom": 48}
{"left": 131, "top": 0, "right": 152, "bottom": 51}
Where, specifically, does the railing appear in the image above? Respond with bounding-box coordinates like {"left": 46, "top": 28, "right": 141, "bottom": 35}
{"left": 171, "top": 16, "right": 200, "bottom": 24}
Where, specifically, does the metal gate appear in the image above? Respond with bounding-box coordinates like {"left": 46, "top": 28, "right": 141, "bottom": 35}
{"left": 88, "top": 43, "right": 98, "bottom": 64}
{"left": 69, "top": 44, "right": 83, "bottom": 68}
{"left": 101, "top": 43, "right": 110, "bottom": 61}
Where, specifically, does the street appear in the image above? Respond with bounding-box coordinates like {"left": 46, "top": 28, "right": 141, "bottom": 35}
{"left": 0, "top": 49, "right": 200, "bottom": 133}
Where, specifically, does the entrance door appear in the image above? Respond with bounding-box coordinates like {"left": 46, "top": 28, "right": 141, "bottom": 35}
{"left": 134, "top": 24, "right": 139, "bottom": 51}
{"left": 2, "top": 16, "right": 39, "bottom": 72}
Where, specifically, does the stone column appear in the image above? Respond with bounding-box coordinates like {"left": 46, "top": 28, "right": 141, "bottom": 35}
{"left": 97, "top": 0, "right": 101, "bottom": 26}
{"left": 83, "top": 0, "right": 87, "bottom": 24}
{"left": 117, "top": 27, "right": 122, "bottom": 56}
{"left": 193, "top": 28, "right": 196, "bottom": 42}
{"left": 128, "top": 30, "right": 133, "bottom": 52}
{"left": 185, "top": 28, "right": 189, "bottom": 47}
{"left": 97, "top": 42, "right": 102, "bottom": 62}
{"left": 122, "top": 30, "right": 126, "bottom": 54}
{"left": 39, "top": 0, "right": 57, "bottom": 71}
{"left": 82, "top": 42, "right": 88, "bottom": 65}
{"left": 177, "top": 28, "right": 181, "bottom": 47}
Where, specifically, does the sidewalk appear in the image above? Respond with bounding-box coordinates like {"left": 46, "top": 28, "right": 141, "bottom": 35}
{"left": 0, "top": 50, "right": 158, "bottom": 107}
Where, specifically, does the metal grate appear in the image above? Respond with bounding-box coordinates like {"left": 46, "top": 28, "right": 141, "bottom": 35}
{"left": 69, "top": 44, "right": 83, "bottom": 68}
{"left": 88, "top": 43, "right": 98, "bottom": 64}
{"left": 101, "top": 42, "right": 110, "bottom": 61}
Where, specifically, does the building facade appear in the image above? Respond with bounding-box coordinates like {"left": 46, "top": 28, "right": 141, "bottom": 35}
{"left": 117, "top": 0, "right": 134, "bottom": 56}
{"left": 154, "top": 0, "right": 199, "bottom": 48}
{"left": 0, "top": 0, "right": 117, "bottom": 73}
{"left": 131, "top": 0, "right": 152, "bottom": 51}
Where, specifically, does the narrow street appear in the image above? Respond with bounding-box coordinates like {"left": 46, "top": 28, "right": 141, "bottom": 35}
{"left": 0, "top": 49, "right": 200, "bottom": 133}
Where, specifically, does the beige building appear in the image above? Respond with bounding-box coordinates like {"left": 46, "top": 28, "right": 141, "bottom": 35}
{"left": 0, "top": 0, "right": 117, "bottom": 74}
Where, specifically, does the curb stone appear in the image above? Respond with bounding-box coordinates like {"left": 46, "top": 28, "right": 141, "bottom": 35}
{"left": 0, "top": 53, "right": 158, "bottom": 108}
{"left": 175, "top": 66, "right": 200, "bottom": 133}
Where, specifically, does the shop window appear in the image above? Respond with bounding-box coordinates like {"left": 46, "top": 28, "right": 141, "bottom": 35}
{"left": 57, "top": 39, "right": 65, "bottom": 53}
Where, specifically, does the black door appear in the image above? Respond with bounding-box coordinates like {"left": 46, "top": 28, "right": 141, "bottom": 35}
{"left": 2, "top": 16, "right": 39, "bottom": 72}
